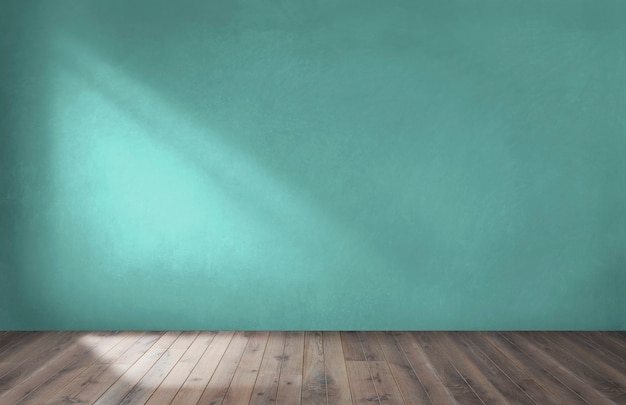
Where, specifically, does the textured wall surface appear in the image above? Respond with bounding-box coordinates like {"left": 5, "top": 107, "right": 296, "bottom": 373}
{"left": 1, "top": 1, "right": 624, "bottom": 330}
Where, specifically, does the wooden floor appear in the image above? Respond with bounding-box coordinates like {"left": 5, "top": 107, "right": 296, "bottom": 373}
{"left": 0, "top": 331, "right": 624, "bottom": 404}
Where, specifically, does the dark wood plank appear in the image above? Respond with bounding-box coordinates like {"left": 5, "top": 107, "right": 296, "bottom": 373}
{"left": 433, "top": 331, "right": 509, "bottom": 404}
{"left": 393, "top": 332, "right": 455, "bottom": 405}
{"left": 341, "top": 331, "right": 366, "bottom": 361}
{"left": 375, "top": 331, "right": 433, "bottom": 405}
{"left": 412, "top": 332, "right": 483, "bottom": 405}
{"left": 356, "top": 331, "right": 405, "bottom": 405}
{"left": 502, "top": 332, "right": 614, "bottom": 405}
{"left": 457, "top": 331, "right": 558, "bottom": 404}
{"left": 577, "top": 332, "right": 626, "bottom": 367}
{"left": 345, "top": 361, "right": 380, "bottom": 404}
{"left": 526, "top": 332, "right": 626, "bottom": 403}
{"left": 548, "top": 332, "right": 626, "bottom": 390}
{"left": 481, "top": 332, "right": 589, "bottom": 404}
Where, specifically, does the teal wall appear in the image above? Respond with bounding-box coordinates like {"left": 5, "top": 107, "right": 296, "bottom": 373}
{"left": 1, "top": 1, "right": 624, "bottom": 330}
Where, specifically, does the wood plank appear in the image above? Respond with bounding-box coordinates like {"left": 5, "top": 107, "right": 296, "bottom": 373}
{"left": 276, "top": 374, "right": 302, "bottom": 405}
{"left": 433, "top": 331, "right": 509, "bottom": 404}
{"left": 323, "top": 331, "right": 352, "bottom": 405}
{"left": 258, "top": 331, "right": 286, "bottom": 376}
{"left": 222, "top": 331, "right": 270, "bottom": 405}
{"left": 355, "top": 331, "right": 404, "bottom": 405}
{"left": 2, "top": 332, "right": 114, "bottom": 404}
{"left": 481, "top": 332, "right": 589, "bottom": 404}
{"left": 524, "top": 332, "right": 626, "bottom": 403}
{"left": 445, "top": 332, "right": 536, "bottom": 404}
{"left": 412, "top": 332, "right": 482, "bottom": 405}
{"left": 196, "top": 331, "right": 250, "bottom": 405}
{"left": 66, "top": 332, "right": 161, "bottom": 404}
{"left": 0, "top": 331, "right": 624, "bottom": 404}
{"left": 573, "top": 332, "right": 626, "bottom": 376}
{"left": 249, "top": 373, "right": 279, "bottom": 405}
{"left": 44, "top": 332, "right": 144, "bottom": 404}
{"left": 302, "top": 331, "right": 326, "bottom": 405}
{"left": 145, "top": 331, "right": 217, "bottom": 405}
{"left": 281, "top": 331, "right": 304, "bottom": 375}
{"left": 118, "top": 332, "right": 198, "bottom": 405}
{"left": 0, "top": 332, "right": 44, "bottom": 364}
{"left": 345, "top": 361, "right": 379, "bottom": 404}
{"left": 0, "top": 332, "right": 75, "bottom": 395}
{"left": 171, "top": 331, "right": 234, "bottom": 405}
{"left": 501, "top": 332, "right": 614, "bottom": 405}
{"left": 457, "top": 331, "right": 557, "bottom": 404}
{"left": 92, "top": 332, "right": 181, "bottom": 405}
{"left": 276, "top": 331, "right": 304, "bottom": 405}
{"left": 547, "top": 332, "right": 626, "bottom": 389}
{"left": 341, "top": 331, "right": 366, "bottom": 361}
{"left": 577, "top": 332, "right": 626, "bottom": 367}
{"left": 393, "top": 332, "right": 456, "bottom": 405}
{"left": 375, "top": 331, "right": 432, "bottom": 405}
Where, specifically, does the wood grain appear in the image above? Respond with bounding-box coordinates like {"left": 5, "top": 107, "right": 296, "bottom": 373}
{"left": 0, "top": 331, "right": 623, "bottom": 404}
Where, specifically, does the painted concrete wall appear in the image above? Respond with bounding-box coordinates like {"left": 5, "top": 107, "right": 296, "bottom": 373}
{"left": 1, "top": 0, "right": 624, "bottom": 330}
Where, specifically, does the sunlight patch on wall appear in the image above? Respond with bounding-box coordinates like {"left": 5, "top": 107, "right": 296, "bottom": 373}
{"left": 38, "top": 36, "right": 402, "bottom": 327}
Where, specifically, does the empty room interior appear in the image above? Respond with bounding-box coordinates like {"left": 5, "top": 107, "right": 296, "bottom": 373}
{"left": 1, "top": 1, "right": 625, "bottom": 404}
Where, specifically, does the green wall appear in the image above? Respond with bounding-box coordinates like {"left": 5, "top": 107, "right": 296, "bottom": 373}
{"left": 1, "top": 0, "right": 624, "bottom": 330}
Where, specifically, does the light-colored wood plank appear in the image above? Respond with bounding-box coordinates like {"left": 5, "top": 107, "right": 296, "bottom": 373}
{"left": 302, "top": 331, "right": 326, "bottom": 405}
{"left": 0, "top": 332, "right": 74, "bottom": 394}
{"left": 258, "top": 331, "right": 286, "bottom": 375}
{"left": 249, "top": 373, "right": 279, "bottom": 405}
{"left": 1, "top": 332, "right": 110, "bottom": 404}
{"left": 276, "top": 331, "right": 304, "bottom": 405}
{"left": 92, "top": 332, "right": 181, "bottom": 405}
{"left": 196, "top": 331, "right": 250, "bottom": 405}
{"left": 65, "top": 332, "right": 160, "bottom": 404}
{"left": 281, "top": 331, "right": 304, "bottom": 375}
{"left": 222, "top": 331, "right": 270, "bottom": 405}
{"left": 118, "top": 332, "right": 198, "bottom": 405}
{"left": 323, "top": 332, "right": 352, "bottom": 405}
{"left": 276, "top": 374, "right": 302, "bottom": 405}
{"left": 171, "top": 331, "right": 235, "bottom": 405}
{"left": 145, "top": 331, "right": 217, "bottom": 405}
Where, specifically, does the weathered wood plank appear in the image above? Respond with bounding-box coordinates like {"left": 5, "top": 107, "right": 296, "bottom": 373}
{"left": 171, "top": 331, "right": 235, "bottom": 405}
{"left": 222, "top": 331, "right": 270, "bottom": 405}
{"left": 196, "top": 331, "right": 249, "bottom": 405}
{"left": 302, "top": 331, "right": 326, "bottom": 405}
{"left": 323, "top": 331, "right": 352, "bottom": 405}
